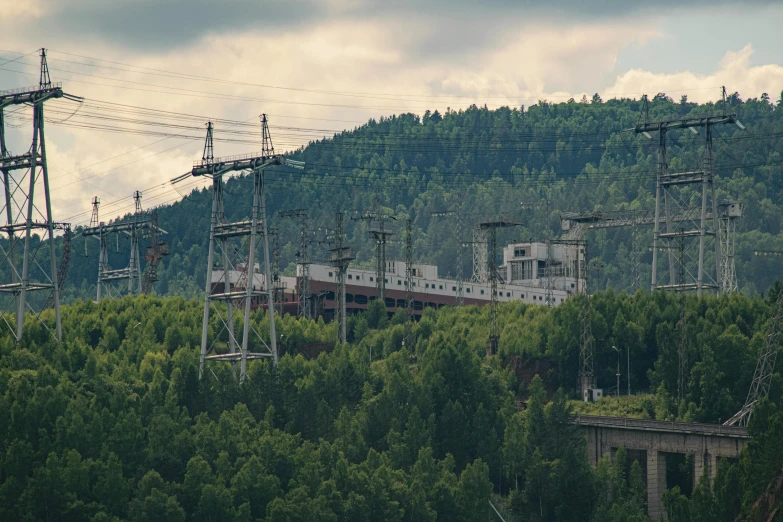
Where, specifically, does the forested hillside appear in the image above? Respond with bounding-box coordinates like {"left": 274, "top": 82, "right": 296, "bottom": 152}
{"left": 55, "top": 92, "right": 783, "bottom": 301}
{"left": 1, "top": 291, "right": 783, "bottom": 521}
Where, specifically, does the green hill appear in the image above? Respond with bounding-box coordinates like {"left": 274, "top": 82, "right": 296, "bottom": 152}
{"left": 54, "top": 93, "right": 783, "bottom": 302}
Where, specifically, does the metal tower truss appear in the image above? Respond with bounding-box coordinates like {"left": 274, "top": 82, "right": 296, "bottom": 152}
{"left": 472, "top": 226, "right": 489, "bottom": 284}
{"left": 279, "top": 209, "right": 312, "bottom": 320}
{"left": 431, "top": 207, "right": 466, "bottom": 307}
{"left": 634, "top": 114, "right": 744, "bottom": 296}
{"left": 142, "top": 212, "right": 171, "bottom": 294}
{"left": 353, "top": 211, "right": 395, "bottom": 302}
{"left": 725, "top": 287, "right": 783, "bottom": 427}
{"left": 0, "top": 49, "right": 82, "bottom": 341}
{"left": 560, "top": 200, "right": 743, "bottom": 294}
{"left": 330, "top": 212, "right": 353, "bottom": 345}
{"left": 173, "top": 117, "right": 304, "bottom": 382}
{"left": 577, "top": 240, "right": 595, "bottom": 393}
{"left": 82, "top": 194, "right": 159, "bottom": 300}
{"left": 719, "top": 200, "right": 742, "bottom": 294}
{"left": 477, "top": 219, "right": 518, "bottom": 357}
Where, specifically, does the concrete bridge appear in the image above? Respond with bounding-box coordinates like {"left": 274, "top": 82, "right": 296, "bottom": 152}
{"left": 573, "top": 415, "right": 750, "bottom": 520}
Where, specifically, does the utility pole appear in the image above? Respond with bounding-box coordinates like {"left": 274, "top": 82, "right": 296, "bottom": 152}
{"left": 404, "top": 218, "right": 415, "bottom": 353}
{"left": 579, "top": 241, "right": 596, "bottom": 395}
{"left": 279, "top": 209, "right": 311, "bottom": 319}
{"left": 173, "top": 117, "right": 303, "bottom": 382}
{"left": 613, "top": 345, "right": 620, "bottom": 398}
{"left": 330, "top": 212, "right": 353, "bottom": 344}
{"left": 0, "top": 49, "right": 80, "bottom": 342}
{"left": 635, "top": 96, "right": 744, "bottom": 295}
{"left": 477, "top": 219, "right": 518, "bottom": 357}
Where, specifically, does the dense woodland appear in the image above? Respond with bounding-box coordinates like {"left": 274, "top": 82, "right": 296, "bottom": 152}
{"left": 2, "top": 94, "right": 783, "bottom": 520}
{"left": 1, "top": 289, "right": 783, "bottom": 521}
{"left": 42, "top": 91, "right": 783, "bottom": 302}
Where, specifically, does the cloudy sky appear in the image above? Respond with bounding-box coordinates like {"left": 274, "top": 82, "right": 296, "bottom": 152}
{"left": 1, "top": 0, "right": 782, "bottom": 225}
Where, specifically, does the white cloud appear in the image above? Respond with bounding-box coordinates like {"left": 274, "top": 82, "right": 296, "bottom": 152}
{"left": 0, "top": 0, "right": 43, "bottom": 21}
{"left": 605, "top": 44, "right": 783, "bottom": 102}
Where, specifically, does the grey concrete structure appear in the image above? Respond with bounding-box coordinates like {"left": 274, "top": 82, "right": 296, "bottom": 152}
{"left": 573, "top": 415, "right": 749, "bottom": 521}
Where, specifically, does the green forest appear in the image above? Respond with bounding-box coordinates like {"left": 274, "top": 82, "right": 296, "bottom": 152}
{"left": 1, "top": 289, "right": 783, "bottom": 521}
{"left": 2, "top": 94, "right": 783, "bottom": 521}
{"left": 49, "top": 91, "right": 783, "bottom": 302}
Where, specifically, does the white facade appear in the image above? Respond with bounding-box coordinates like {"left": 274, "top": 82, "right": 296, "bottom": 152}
{"left": 306, "top": 245, "right": 579, "bottom": 306}
{"left": 503, "top": 241, "right": 586, "bottom": 294}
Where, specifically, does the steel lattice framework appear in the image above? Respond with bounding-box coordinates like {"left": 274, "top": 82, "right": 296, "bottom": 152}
{"left": 330, "top": 212, "right": 353, "bottom": 345}
{"left": 82, "top": 194, "right": 161, "bottom": 300}
{"left": 725, "top": 287, "right": 783, "bottom": 427}
{"left": 0, "top": 49, "right": 81, "bottom": 341}
{"left": 561, "top": 199, "right": 743, "bottom": 294}
{"left": 476, "top": 219, "right": 517, "bottom": 357}
{"left": 634, "top": 111, "right": 743, "bottom": 296}
{"left": 173, "top": 117, "right": 303, "bottom": 382}
{"left": 279, "top": 209, "right": 311, "bottom": 320}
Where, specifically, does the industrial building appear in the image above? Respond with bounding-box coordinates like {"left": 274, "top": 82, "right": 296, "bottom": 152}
{"left": 210, "top": 239, "right": 586, "bottom": 319}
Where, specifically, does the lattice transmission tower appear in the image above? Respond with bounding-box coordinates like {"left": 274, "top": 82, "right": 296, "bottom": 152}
{"left": 329, "top": 212, "right": 353, "bottom": 344}
{"left": 82, "top": 191, "right": 159, "bottom": 299}
{"left": 279, "top": 209, "right": 312, "bottom": 319}
{"left": 635, "top": 94, "right": 744, "bottom": 296}
{"left": 172, "top": 117, "right": 303, "bottom": 382}
{"left": 725, "top": 286, "right": 783, "bottom": 427}
{"left": 0, "top": 49, "right": 82, "bottom": 341}
{"left": 476, "top": 219, "right": 517, "bottom": 357}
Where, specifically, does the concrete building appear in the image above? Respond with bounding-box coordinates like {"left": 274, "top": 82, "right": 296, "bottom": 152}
{"left": 210, "top": 240, "right": 585, "bottom": 319}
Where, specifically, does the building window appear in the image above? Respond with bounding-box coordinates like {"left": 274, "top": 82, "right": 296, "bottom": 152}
{"left": 571, "top": 283, "right": 575, "bottom": 288}
{"left": 514, "top": 248, "right": 526, "bottom": 257}
{"left": 425, "top": 283, "right": 429, "bottom": 288}
{"left": 397, "top": 280, "right": 402, "bottom": 285}
{"left": 439, "top": 285, "right": 443, "bottom": 290}
{"left": 384, "top": 278, "right": 388, "bottom": 283}
{"left": 452, "top": 286, "right": 456, "bottom": 291}
{"left": 506, "top": 292, "right": 510, "bottom": 297}
{"left": 521, "top": 294, "right": 525, "bottom": 299}
{"left": 466, "top": 288, "right": 470, "bottom": 293}
{"left": 348, "top": 274, "right": 352, "bottom": 280}
{"left": 370, "top": 277, "right": 374, "bottom": 282}
{"left": 480, "top": 289, "right": 485, "bottom": 295}
{"left": 328, "top": 271, "right": 333, "bottom": 277}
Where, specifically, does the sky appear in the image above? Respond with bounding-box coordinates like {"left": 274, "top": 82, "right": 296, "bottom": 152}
{"left": 1, "top": 0, "right": 782, "bottom": 226}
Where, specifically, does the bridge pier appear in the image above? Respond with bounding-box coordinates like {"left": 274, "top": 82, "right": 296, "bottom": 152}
{"left": 693, "top": 451, "right": 718, "bottom": 488}
{"left": 647, "top": 450, "right": 667, "bottom": 521}
{"left": 574, "top": 415, "right": 748, "bottom": 521}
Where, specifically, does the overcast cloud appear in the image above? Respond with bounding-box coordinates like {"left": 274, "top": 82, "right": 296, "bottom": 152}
{"left": 0, "top": 0, "right": 781, "bottom": 224}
